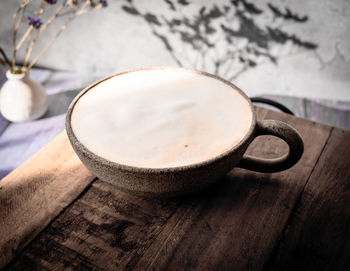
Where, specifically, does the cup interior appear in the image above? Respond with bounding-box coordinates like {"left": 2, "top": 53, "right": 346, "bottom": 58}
{"left": 66, "top": 67, "right": 256, "bottom": 172}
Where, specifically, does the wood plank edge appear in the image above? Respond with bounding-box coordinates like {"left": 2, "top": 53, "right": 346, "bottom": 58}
{"left": 261, "top": 126, "right": 335, "bottom": 271}
{"left": 0, "top": 131, "right": 96, "bottom": 268}
{"left": 3, "top": 177, "right": 98, "bottom": 270}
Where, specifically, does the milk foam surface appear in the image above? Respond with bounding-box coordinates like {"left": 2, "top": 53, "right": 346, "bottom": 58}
{"left": 71, "top": 68, "right": 253, "bottom": 168}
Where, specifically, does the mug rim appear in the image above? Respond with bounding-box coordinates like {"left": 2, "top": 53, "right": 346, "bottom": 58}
{"left": 65, "top": 66, "right": 257, "bottom": 173}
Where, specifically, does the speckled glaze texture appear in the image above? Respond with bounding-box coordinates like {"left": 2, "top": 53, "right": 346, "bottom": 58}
{"left": 66, "top": 124, "right": 253, "bottom": 197}
{"left": 66, "top": 67, "right": 303, "bottom": 197}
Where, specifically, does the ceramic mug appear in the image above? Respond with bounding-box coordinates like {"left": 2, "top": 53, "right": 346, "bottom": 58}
{"left": 66, "top": 67, "right": 304, "bottom": 197}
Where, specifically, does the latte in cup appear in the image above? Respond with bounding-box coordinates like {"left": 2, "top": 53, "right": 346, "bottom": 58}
{"left": 71, "top": 68, "right": 253, "bottom": 168}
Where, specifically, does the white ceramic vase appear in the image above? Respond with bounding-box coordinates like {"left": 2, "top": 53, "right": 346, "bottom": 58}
{"left": 0, "top": 70, "right": 48, "bottom": 122}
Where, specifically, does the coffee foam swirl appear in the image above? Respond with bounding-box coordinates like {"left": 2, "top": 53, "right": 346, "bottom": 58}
{"left": 71, "top": 68, "right": 253, "bottom": 168}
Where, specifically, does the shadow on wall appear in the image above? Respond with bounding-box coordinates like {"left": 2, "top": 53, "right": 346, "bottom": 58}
{"left": 120, "top": 0, "right": 317, "bottom": 80}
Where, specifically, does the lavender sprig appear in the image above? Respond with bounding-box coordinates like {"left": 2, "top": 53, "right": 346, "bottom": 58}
{"left": 100, "top": 0, "right": 108, "bottom": 7}
{"left": 45, "top": 0, "right": 58, "bottom": 4}
{"left": 27, "top": 16, "right": 42, "bottom": 29}
{"left": 2, "top": 0, "right": 108, "bottom": 73}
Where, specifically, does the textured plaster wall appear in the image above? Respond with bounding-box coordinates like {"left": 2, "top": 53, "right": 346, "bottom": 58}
{"left": 0, "top": 0, "right": 349, "bottom": 101}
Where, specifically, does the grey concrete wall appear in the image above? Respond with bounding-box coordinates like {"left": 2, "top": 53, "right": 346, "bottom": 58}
{"left": 1, "top": 0, "right": 350, "bottom": 101}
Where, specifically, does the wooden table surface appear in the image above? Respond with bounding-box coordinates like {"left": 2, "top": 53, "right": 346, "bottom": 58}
{"left": 1, "top": 107, "right": 350, "bottom": 271}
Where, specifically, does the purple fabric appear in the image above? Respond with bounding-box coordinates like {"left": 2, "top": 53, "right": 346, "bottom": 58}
{"left": 0, "top": 114, "right": 65, "bottom": 179}
{"left": 0, "top": 115, "right": 9, "bottom": 136}
{"left": 260, "top": 94, "right": 350, "bottom": 130}
{"left": 309, "top": 100, "right": 350, "bottom": 129}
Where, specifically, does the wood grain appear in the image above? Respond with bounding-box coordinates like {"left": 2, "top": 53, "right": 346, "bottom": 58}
{"left": 5, "top": 181, "right": 184, "bottom": 270}
{"left": 5, "top": 108, "right": 337, "bottom": 271}
{"left": 0, "top": 131, "right": 96, "bottom": 269}
{"left": 266, "top": 128, "right": 350, "bottom": 271}
{"left": 134, "top": 109, "right": 332, "bottom": 271}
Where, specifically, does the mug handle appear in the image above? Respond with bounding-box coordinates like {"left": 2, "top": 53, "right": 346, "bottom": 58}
{"left": 237, "top": 120, "right": 304, "bottom": 173}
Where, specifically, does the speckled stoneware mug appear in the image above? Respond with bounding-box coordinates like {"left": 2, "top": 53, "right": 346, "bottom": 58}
{"left": 66, "top": 67, "right": 304, "bottom": 197}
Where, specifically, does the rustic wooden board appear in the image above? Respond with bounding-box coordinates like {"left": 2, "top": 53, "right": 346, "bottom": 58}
{"left": 0, "top": 131, "right": 96, "bottom": 269}
{"left": 266, "top": 128, "right": 350, "bottom": 271}
{"left": 5, "top": 108, "right": 345, "bottom": 271}
{"left": 134, "top": 108, "right": 332, "bottom": 271}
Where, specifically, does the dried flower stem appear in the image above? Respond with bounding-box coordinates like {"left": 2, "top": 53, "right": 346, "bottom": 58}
{"left": 28, "top": 14, "right": 75, "bottom": 69}
{"left": 15, "top": 5, "right": 27, "bottom": 30}
{"left": 22, "top": 0, "right": 48, "bottom": 67}
{"left": 34, "top": 0, "right": 46, "bottom": 17}
{"left": 23, "top": 32, "right": 34, "bottom": 68}
{"left": 11, "top": 0, "right": 32, "bottom": 72}
{"left": 23, "top": 0, "right": 68, "bottom": 67}
{"left": 12, "top": 6, "right": 22, "bottom": 72}
{"left": 0, "top": 47, "right": 11, "bottom": 67}
{"left": 0, "top": 59, "right": 6, "bottom": 67}
{"left": 15, "top": 26, "right": 34, "bottom": 51}
{"left": 4, "top": 0, "right": 107, "bottom": 72}
{"left": 22, "top": 36, "right": 35, "bottom": 69}
{"left": 26, "top": 0, "right": 103, "bottom": 69}
{"left": 58, "top": 9, "right": 78, "bottom": 17}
